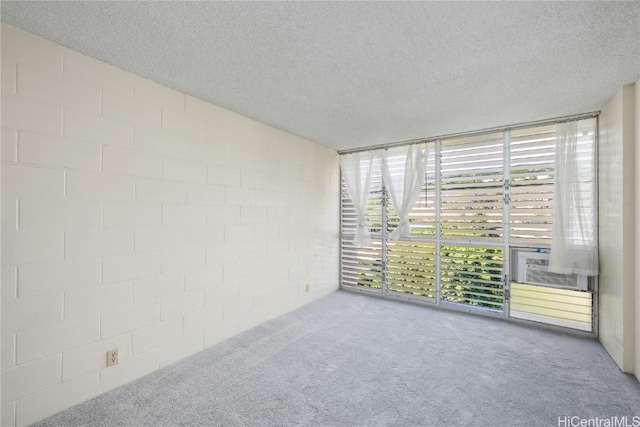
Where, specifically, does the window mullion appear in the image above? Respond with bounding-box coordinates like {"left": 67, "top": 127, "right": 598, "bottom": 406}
{"left": 503, "top": 130, "right": 511, "bottom": 317}
{"left": 381, "top": 177, "right": 389, "bottom": 295}
{"left": 435, "top": 139, "right": 442, "bottom": 306}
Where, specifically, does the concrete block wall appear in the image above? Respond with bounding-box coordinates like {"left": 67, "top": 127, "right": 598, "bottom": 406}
{"left": 0, "top": 24, "right": 340, "bottom": 426}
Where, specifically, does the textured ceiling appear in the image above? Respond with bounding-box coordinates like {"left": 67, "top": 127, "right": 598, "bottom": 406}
{"left": 2, "top": 1, "right": 639, "bottom": 151}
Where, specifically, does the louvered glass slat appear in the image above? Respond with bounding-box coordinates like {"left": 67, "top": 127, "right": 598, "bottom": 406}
{"left": 341, "top": 160, "right": 383, "bottom": 235}
{"left": 341, "top": 159, "right": 383, "bottom": 291}
{"left": 385, "top": 143, "right": 437, "bottom": 238}
{"left": 440, "top": 133, "right": 503, "bottom": 241}
{"left": 510, "top": 125, "right": 555, "bottom": 245}
{"left": 410, "top": 150, "right": 438, "bottom": 238}
{"left": 440, "top": 246, "right": 504, "bottom": 311}
{"left": 387, "top": 241, "right": 436, "bottom": 300}
{"left": 341, "top": 238, "right": 383, "bottom": 290}
{"left": 569, "top": 119, "right": 597, "bottom": 243}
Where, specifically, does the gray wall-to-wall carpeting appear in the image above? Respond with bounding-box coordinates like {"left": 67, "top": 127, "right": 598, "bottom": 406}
{"left": 35, "top": 290, "right": 640, "bottom": 427}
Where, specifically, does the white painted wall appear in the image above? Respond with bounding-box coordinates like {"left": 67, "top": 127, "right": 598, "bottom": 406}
{"left": 0, "top": 24, "right": 340, "bottom": 426}
{"left": 635, "top": 78, "right": 640, "bottom": 382}
{"left": 599, "top": 83, "right": 636, "bottom": 375}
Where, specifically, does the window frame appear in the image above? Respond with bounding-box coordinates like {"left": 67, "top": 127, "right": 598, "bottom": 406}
{"left": 339, "top": 113, "right": 599, "bottom": 334}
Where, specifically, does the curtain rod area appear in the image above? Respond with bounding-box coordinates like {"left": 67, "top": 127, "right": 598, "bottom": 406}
{"left": 337, "top": 111, "right": 600, "bottom": 155}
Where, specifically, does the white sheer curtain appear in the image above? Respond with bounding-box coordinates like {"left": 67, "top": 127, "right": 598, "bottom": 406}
{"left": 549, "top": 120, "right": 598, "bottom": 276}
{"left": 340, "top": 151, "right": 375, "bottom": 247}
{"left": 381, "top": 144, "right": 427, "bottom": 241}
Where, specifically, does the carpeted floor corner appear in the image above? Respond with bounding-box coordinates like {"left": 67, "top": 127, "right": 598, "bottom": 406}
{"left": 34, "top": 290, "right": 640, "bottom": 427}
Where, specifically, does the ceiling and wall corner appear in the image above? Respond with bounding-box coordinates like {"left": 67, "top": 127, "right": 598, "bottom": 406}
{"left": 1, "top": 1, "right": 638, "bottom": 152}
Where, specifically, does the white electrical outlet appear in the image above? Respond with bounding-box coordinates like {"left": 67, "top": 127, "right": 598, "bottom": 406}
{"left": 305, "top": 283, "right": 310, "bottom": 293}
{"left": 107, "top": 349, "right": 119, "bottom": 367}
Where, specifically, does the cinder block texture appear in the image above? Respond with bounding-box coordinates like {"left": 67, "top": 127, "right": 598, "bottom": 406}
{"left": 1, "top": 23, "right": 339, "bottom": 426}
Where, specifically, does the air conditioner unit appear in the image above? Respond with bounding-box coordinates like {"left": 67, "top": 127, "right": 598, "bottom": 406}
{"left": 515, "top": 251, "right": 588, "bottom": 291}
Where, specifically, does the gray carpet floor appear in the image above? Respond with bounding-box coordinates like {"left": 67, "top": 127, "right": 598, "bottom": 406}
{"left": 35, "top": 290, "right": 640, "bottom": 427}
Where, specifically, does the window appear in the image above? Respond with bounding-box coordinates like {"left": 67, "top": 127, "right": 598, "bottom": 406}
{"left": 509, "top": 125, "right": 556, "bottom": 245}
{"left": 340, "top": 159, "right": 383, "bottom": 289}
{"left": 340, "top": 116, "right": 597, "bottom": 330}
